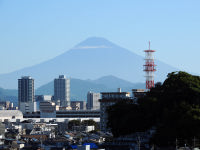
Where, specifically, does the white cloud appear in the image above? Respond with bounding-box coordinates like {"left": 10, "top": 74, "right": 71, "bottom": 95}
{"left": 73, "top": 45, "right": 112, "bottom": 49}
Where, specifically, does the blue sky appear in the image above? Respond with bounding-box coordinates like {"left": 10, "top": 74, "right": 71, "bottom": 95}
{"left": 0, "top": 0, "right": 200, "bottom": 74}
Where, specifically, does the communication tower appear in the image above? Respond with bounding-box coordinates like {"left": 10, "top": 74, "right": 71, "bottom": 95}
{"left": 144, "top": 41, "right": 156, "bottom": 89}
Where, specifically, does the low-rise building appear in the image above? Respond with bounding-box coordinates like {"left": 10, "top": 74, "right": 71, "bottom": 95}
{"left": 19, "top": 101, "right": 38, "bottom": 114}
{"left": 59, "top": 106, "right": 72, "bottom": 111}
{"left": 56, "top": 110, "right": 100, "bottom": 118}
{"left": 0, "top": 110, "right": 23, "bottom": 122}
{"left": 35, "top": 95, "right": 52, "bottom": 102}
{"left": 40, "top": 101, "right": 58, "bottom": 118}
{"left": 71, "top": 101, "right": 86, "bottom": 110}
{"left": 0, "top": 101, "right": 10, "bottom": 110}
{"left": 132, "top": 89, "right": 146, "bottom": 99}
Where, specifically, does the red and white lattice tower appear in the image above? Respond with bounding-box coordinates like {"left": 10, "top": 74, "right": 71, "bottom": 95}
{"left": 144, "top": 41, "right": 156, "bottom": 89}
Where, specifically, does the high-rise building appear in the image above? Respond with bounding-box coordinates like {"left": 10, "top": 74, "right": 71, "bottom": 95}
{"left": 54, "top": 75, "right": 70, "bottom": 107}
{"left": 18, "top": 76, "right": 34, "bottom": 108}
{"left": 87, "top": 92, "right": 100, "bottom": 110}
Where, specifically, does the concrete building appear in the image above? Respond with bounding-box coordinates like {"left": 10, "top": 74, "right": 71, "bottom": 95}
{"left": 71, "top": 101, "right": 86, "bottom": 110}
{"left": 56, "top": 110, "right": 100, "bottom": 118}
{"left": 35, "top": 95, "right": 52, "bottom": 102}
{"left": 54, "top": 75, "right": 70, "bottom": 107}
{"left": 35, "top": 95, "right": 53, "bottom": 113}
{"left": 24, "top": 109, "right": 100, "bottom": 120}
{"left": 19, "top": 101, "right": 38, "bottom": 114}
{"left": 40, "top": 101, "right": 59, "bottom": 118}
{"left": 59, "top": 106, "right": 72, "bottom": 111}
{"left": 99, "top": 91, "right": 131, "bottom": 132}
{"left": 132, "top": 89, "right": 146, "bottom": 99}
{"left": 0, "top": 110, "right": 23, "bottom": 122}
{"left": 87, "top": 92, "right": 100, "bottom": 110}
{"left": 18, "top": 76, "right": 34, "bottom": 110}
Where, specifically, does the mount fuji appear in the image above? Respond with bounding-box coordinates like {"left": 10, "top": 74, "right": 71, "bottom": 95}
{"left": 0, "top": 37, "right": 177, "bottom": 89}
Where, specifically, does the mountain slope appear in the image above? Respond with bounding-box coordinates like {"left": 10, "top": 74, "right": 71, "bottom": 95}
{"left": 36, "top": 76, "right": 145, "bottom": 100}
{"left": 36, "top": 78, "right": 108, "bottom": 100}
{"left": 93, "top": 75, "right": 139, "bottom": 89}
{"left": 0, "top": 37, "right": 177, "bottom": 89}
{"left": 0, "top": 88, "right": 18, "bottom": 106}
{"left": 0, "top": 75, "right": 144, "bottom": 103}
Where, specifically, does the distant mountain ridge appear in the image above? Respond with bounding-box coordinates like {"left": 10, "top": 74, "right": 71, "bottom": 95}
{"left": 93, "top": 75, "right": 137, "bottom": 89}
{"left": 0, "top": 75, "right": 145, "bottom": 104}
{"left": 0, "top": 88, "right": 18, "bottom": 106}
{"left": 0, "top": 37, "right": 177, "bottom": 89}
{"left": 36, "top": 75, "right": 145, "bottom": 100}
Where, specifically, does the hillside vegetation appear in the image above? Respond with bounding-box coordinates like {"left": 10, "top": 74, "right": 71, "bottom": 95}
{"left": 107, "top": 71, "right": 200, "bottom": 146}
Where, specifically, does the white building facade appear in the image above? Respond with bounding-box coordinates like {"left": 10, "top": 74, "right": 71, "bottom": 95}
{"left": 19, "top": 101, "right": 38, "bottom": 114}
{"left": 0, "top": 110, "right": 23, "bottom": 122}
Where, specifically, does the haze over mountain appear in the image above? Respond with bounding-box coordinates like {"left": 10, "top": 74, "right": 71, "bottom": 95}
{"left": 36, "top": 75, "right": 145, "bottom": 100}
{"left": 0, "top": 76, "right": 145, "bottom": 105}
{"left": 0, "top": 37, "right": 177, "bottom": 89}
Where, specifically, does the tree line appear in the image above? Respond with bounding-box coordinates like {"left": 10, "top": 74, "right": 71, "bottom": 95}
{"left": 107, "top": 71, "right": 200, "bottom": 146}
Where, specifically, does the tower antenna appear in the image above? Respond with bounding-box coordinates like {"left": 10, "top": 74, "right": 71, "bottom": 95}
{"left": 144, "top": 41, "right": 156, "bottom": 89}
{"left": 149, "top": 41, "right": 150, "bottom": 50}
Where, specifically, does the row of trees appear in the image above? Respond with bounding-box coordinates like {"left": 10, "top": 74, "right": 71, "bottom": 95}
{"left": 107, "top": 71, "right": 200, "bottom": 146}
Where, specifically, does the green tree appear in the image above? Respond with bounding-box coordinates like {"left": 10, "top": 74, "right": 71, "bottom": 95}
{"left": 68, "top": 120, "right": 81, "bottom": 130}
{"left": 107, "top": 71, "right": 200, "bottom": 146}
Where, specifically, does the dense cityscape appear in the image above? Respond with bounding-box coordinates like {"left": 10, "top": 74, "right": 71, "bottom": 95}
{"left": 0, "top": 71, "right": 150, "bottom": 150}
{"left": 0, "top": 43, "right": 157, "bottom": 149}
